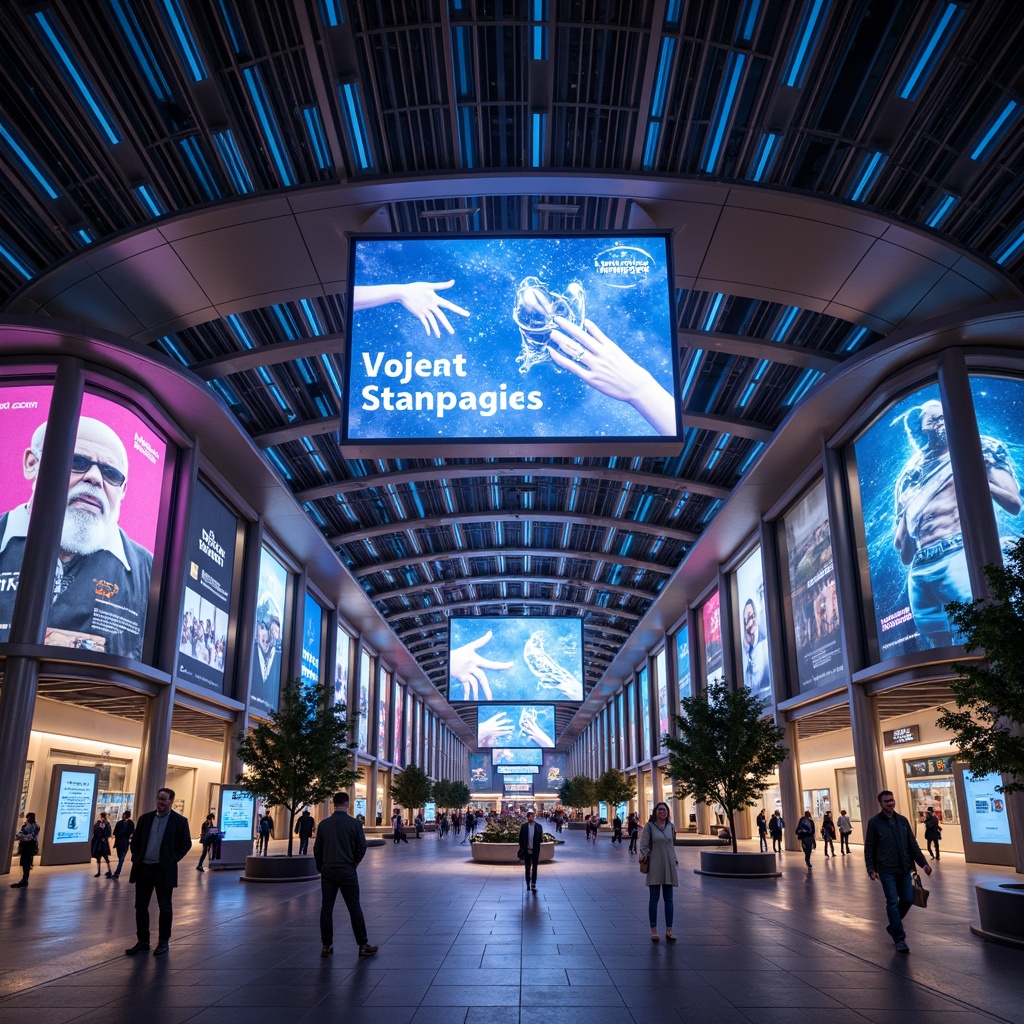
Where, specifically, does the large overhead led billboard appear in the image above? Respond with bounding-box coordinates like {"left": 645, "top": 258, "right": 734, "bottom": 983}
{"left": 343, "top": 234, "right": 681, "bottom": 456}
{"left": 477, "top": 704, "right": 555, "bottom": 748}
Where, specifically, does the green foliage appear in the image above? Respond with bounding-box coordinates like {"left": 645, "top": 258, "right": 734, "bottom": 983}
{"left": 663, "top": 682, "right": 788, "bottom": 853}
{"left": 236, "top": 680, "right": 357, "bottom": 855}
{"left": 390, "top": 764, "right": 433, "bottom": 812}
{"left": 432, "top": 778, "right": 469, "bottom": 809}
{"left": 558, "top": 774, "right": 596, "bottom": 812}
{"left": 469, "top": 811, "right": 555, "bottom": 844}
{"left": 937, "top": 538, "right": 1024, "bottom": 795}
{"left": 595, "top": 768, "right": 636, "bottom": 810}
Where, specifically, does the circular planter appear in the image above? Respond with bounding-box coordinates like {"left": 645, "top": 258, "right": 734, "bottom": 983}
{"left": 240, "top": 854, "right": 320, "bottom": 883}
{"left": 470, "top": 841, "right": 555, "bottom": 864}
{"left": 694, "top": 850, "right": 781, "bottom": 878}
{"left": 971, "top": 883, "right": 1024, "bottom": 948}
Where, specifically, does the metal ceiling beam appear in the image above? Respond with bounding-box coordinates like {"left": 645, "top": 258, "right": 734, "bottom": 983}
{"left": 683, "top": 331, "right": 843, "bottom": 372}
{"left": 253, "top": 416, "right": 338, "bottom": 448}
{"left": 395, "top": 614, "right": 634, "bottom": 642}
{"left": 366, "top": 573, "right": 661, "bottom": 604}
{"left": 680, "top": 411, "right": 774, "bottom": 443}
{"left": 329, "top": 511, "right": 699, "bottom": 546}
{"left": 191, "top": 334, "right": 343, "bottom": 380}
{"left": 349, "top": 546, "right": 675, "bottom": 579}
{"left": 297, "top": 462, "right": 732, "bottom": 504}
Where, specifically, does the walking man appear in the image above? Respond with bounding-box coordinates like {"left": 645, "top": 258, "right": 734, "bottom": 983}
{"left": 314, "top": 792, "right": 377, "bottom": 959}
{"left": 865, "top": 790, "right": 932, "bottom": 953}
{"left": 10, "top": 812, "right": 40, "bottom": 888}
{"left": 295, "top": 809, "right": 316, "bottom": 856}
{"left": 518, "top": 810, "right": 544, "bottom": 892}
{"left": 125, "top": 788, "right": 192, "bottom": 956}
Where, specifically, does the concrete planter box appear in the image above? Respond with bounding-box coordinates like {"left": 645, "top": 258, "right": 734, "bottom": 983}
{"left": 470, "top": 841, "right": 555, "bottom": 864}
{"left": 971, "top": 883, "right": 1024, "bottom": 948}
{"left": 694, "top": 850, "right": 781, "bottom": 878}
{"left": 240, "top": 854, "right": 320, "bottom": 883}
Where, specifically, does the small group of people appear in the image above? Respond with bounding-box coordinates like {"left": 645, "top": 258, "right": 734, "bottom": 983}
{"left": 792, "top": 808, "right": 856, "bottom": 867}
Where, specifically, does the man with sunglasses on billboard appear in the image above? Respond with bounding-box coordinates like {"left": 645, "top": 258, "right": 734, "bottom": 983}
{"left": 0, "top": 417, "right": 153, "bottom": 660}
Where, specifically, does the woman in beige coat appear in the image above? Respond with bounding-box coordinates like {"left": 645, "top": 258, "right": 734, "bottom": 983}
{"left": 639, "top": 801, "right": 679, "bottom": 942}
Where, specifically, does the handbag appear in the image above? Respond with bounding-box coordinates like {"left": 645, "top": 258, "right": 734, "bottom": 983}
{"left": 912, "top": 870, "right": 929, "bottom": 908}
{"left": 639, "top": 855, "right": 649, "bottom": 874}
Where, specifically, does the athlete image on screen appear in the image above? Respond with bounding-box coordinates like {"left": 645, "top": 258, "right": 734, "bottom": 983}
{"left": 352, "top": 281, "right": 470, "bottom": 337}
{"left": 892, "top": 399, "right": 1021, "bottom": 646}
{"left": 0, "top": 417, "right": 153, "bottom": 660}
{"left": 250, "top": 594, "right": 282, "bottom": 712}
{"left": 741, "top": 598, "right": 771, "bottom": 700}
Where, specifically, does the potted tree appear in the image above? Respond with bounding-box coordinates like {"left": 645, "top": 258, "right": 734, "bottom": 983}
{"left": 595, "top": 768, "right": 636, "bottom": 834}
{"left": 663, "top": 682, "right": 788, "bottom": 878}
{"left": 558, "top": 775, "right": 596, "bottom": 828}
{"left": 938, "top": 537, "right": 1024, "bottom": 945}
{"left": 236, "top": 679, "right": 358, "bottom": 881}
{"left": 389, "top": 765, "right": 433, "bottom": 838}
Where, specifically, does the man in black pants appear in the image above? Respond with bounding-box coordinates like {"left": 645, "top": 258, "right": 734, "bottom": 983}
{"left": 314, "top": 792, "right": 377, "bottom": 959}
{"left": 518, "top": 810, "right": 544, "bottom": 892}
{"left": 125, "top": 788, "right": 192, "bottom": 956}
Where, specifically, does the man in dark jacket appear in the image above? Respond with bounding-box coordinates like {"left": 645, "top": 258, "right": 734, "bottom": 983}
{"left": 125, "top": 788, "right": 192, "bottom": 957}
{"left": 864, "top": 790, "right": 932, "bottom": 953}
{"left": 518, "top": 810, "right": 544, "bottom": 892}
{"left": 314, "top": 792, "right": 376, "bottom": 959}
{"left": 295, "top": 809, "right": 316, "bottom": 855}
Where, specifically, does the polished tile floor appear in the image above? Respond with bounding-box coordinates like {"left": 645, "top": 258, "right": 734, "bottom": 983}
{"left": 1, "top": 829, "right": 1022, "bottom": 1024}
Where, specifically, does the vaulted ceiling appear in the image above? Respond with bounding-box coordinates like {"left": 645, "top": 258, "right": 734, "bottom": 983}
{"left": 1, "top": 1, "right": 1022, "bottom": 744}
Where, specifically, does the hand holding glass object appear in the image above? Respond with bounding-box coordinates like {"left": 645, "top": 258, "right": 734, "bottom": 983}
{"left": 449, "top": 629, "right": 514, "bottom": 700}
{"left": 547, "top": 316, "right": 676, "bottom": 436}
{"left": 519, "top": 706, "right": 554, "bottom": 747}
{"left": 478, "top": 710, "right": 515, "bottom": 746}
{"left": 352, "top": 281, "right": 470, "bottom": 337}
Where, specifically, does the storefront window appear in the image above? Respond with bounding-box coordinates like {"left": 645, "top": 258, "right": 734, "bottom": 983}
{"left": 802, "top": 787, "right": 831, "bottom": 818}
{"left": 835, "top": 767, "right": 861, "bottom": 822}
{"left": 903, "top": 756, "right": 958, "bottom": 824}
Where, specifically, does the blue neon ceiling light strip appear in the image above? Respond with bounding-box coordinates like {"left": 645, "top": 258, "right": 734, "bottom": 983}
{"left": 680, "top": 354, "right": 702, "bottom": 402}
{"left": 925, "top": 193, "right": 958, "bottom": 228}
{"left": 642, "top": 122, "right": 661, "bottom": 171}
{"left": 738, "top": 441, "right": 764, "bottom": 474}
{"left": 783, "top": 0, "right": 829, "bottom": 89}
{"left": 702, "top": 292, "right": 725, "bottom": 331}
{"left": 993, "top": 222, "right": 1024, "bottom": 266}
{"left": 847, "top": 150, "right": 887, "bottom": 202}
{"left": 452, "top": 27, "right": 472, "bottom": 99}
{"left": 107, "top": 0, "right": 172, "bottom": 102}
{"left": 651, "top": 38, "right": 676, "bottom": 119}
{"left": 300, "top": 298, "right": 324, "bottom": 335}
{"left": 897, "top": 3, "right": 963, "bottom": 101}
{"left": 295, "top": 358, "right": 316, "bottom": 384}
{"left": 701, "top": 499, "right": 721, "bottom": 525}
{"left": 32, "top": 11, "right": 122, "bottom": 144}
{"left": 313, "top": 395, "right": 331, "bottom": 418}
{"left": 665, "top": 0, "right": 682, "bottom": 24}
{"left": 226, "top": 313, "right": 256, "bottom": 349}
{"left": 320, "top": 354, "right": 343, "bottom": 398}
{"left": 706, "top": 433, "right": 732, "bottom": 470}
{"left": 531, "top": 0, "right": 546, "bottom": 60}
{"left": 215, "top": 0, "right": 246, "bottom": 54}
{"left": 841, "top": 326, "right": 869, "bottom": 352}
{"left": 264, "top": 447, "right": 293, "bottom": 480}
{"left": 749, "top": 131, "right": 781, "bottom": 181}
{"left": 0, "top": 119, "right": 59, "bottom": 199}
{"left": 243, "top": 66, "right": 297, "bottom": 185}
{"left": 531, "top": 112, "right": 546, "bottom": 168}
{"left": 339, "top": 82, "right": 375, "bottom": 172}
{"left": 771, "top": 305, "right": 799, "bottom": 340}
{"left": 208, "top": 377, "right": 240, "bottom": 406}
{"left": 271, "top": 304, "right": 298, "bottom": 339}
{"left": 0, "top": 239, "right": 34, "bottom": 279}
{"left": 786, "top": 367, "right": 821, "bottom": 404}
{"left": 738, "top": 0, "right": 762, "bottom": 43}
{"left": 177, "top": 137, "right": 220, "bottom": 200}
{"left": 132, "top": 184, "right": 165, "bottom": 216}
{"left": 319, "top": 0, "right": 344, "bottom": 27}
{"left": 304, "top": 502, "right": 327, "bottom": 528}
{"left": 212, "top": 130, "right": 253, "bottom": 194}
{"left": 158, "top": 0, "right": 207, "bottom": 81}
{"left": 302, "top": 106, "right": 332, "bottom": 169}
{"left": 75, "top": 228, "right": 94, "bottom": 245}
{"left": 156, "top": 335, "right": 189, "bottom": 365}
{"left": 969, "top": 100, "right": 1020, "bottom": 161}
{"left": 457, "top": 106, "right": 476, "bottom": 168}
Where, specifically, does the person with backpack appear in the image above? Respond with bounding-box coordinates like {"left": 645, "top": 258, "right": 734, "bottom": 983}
{"left": 820, "top": 810, "right": 837, "bottom": 858}
{"left": 768, "top": 810, "right": 784, "bottom": 853}
{"left": 795, "top": 810, "right": 816, "bottom": 869}
{"left": 257, "top": 811, "right": 274, "bottom": 855}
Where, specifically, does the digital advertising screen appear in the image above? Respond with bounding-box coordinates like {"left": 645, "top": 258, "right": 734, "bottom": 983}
{"left": 492, "top": 747, "right": 544, "bottom": 766}
{"left": 0, "top": 385, "right": 167, "bottom": 662}
{"left": 497, "top": 764, "right": 538, "bottom": 774}
{"left": 676, "top": 623, "right": 692, "bottom": 701}
{"left": 967, "top": 375, "right": 1024, "bottom": 550}
{"left": 638, "top": 666, "right": 651, "bottom": 761}
{"left": 702, "top": 591, "right": 724, "bottom": 688}
{"left": 217, "top": 788, "right": 256, "bottom": 842}
{"left": 176, "top": 481, "right": 238, "bottom": 692}
{"left": 392, "top": 683, "right": 404, "bottom": 766}
{"left": 854, "top": 384, "right": 973, "bottom": 658}
{"left": 343, "top": 234, "right": 680, "bottom": 453}
{"left": 50, "top": 769, "right": 97, "bottom": 844}
{"left": 0, "top": 382, "right": 54, "bottom": 643}
{"left": 469, "top": 753, "right": 493, "bottom": 791}
{"left": 962, "top": 771, "right": 1011, "bottom": 845}
{"left": 334, "top": 627, "right": 351, "bottom": 708}
{"left": 378, "top": 673, "right": 391, "bottom": 758}
{"left": 477, "top": 704, "right": 556, "bottom": 748}
{"left": 357, "top": 649, "right": 371, "bottom": 751}
{"left": 781, "top": 479, "right": 845, "bottom": 692}
{"left": 541, "top": 753, "right": 568, "bottom": 790}
{"left": 656, "top": 647, "right": 669, "bottom": 741}
{"left": 503, "top": 780, "right": 534, "bottom": 796}
{"left": 250, "top": 547, "right": 288, "bottom": 715}
{"left": 448, "top": 615, "right": 584, "bottom": 702}
{"left": 734, "top": 546, "right": 773, "bottom": 705}
{"left": 300, "top": 591, "right": 323, "bottom": 689}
